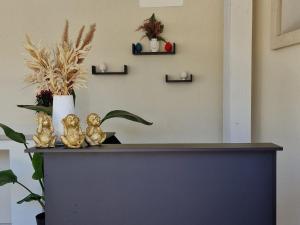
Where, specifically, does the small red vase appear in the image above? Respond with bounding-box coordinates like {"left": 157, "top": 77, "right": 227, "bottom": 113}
{"left": 164, "top": 42, "right": 173, "bottom": 52}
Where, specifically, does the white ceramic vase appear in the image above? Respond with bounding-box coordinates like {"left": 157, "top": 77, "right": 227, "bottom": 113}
{"left": 150, "top": 38, "right": 160, "bottom": 52}
{"left": 52, "top": 95, "right": 75, "bottom": 138}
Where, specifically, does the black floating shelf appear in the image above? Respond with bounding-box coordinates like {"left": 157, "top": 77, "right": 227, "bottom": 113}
{"left": 92, "top": 65, "right": 128, "bottom": 75}
{"left": 132, "top": 43, "right": 176, "bottom": 55}
{"left": 165, "top": 74, "right": 193, "bottom": 83}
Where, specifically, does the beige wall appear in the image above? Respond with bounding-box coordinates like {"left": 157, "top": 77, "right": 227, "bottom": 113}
{"left": 0, "top": 0, "right": 224, "bottom": 144}
{"left": 253, "top": 0, "right": 300, "bottom": 224}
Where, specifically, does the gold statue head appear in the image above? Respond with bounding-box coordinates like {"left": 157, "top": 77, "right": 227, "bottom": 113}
{"left": 87, "top": 113, "right": 101, "bottom": 127}
{"left": 63, "top": 114, "right": 80, "bottom": 128}
{"left": 37, "top": 112, "right": 52, "bottom": 128}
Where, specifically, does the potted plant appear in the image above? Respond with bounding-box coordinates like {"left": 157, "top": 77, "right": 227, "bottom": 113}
{"left": 0, "top": 123, "right": 45, "bottom": 225}
{"left": 136, "top": 13, "right": 166, "bottom": 52}
{"left": 24, "top": 21, "right": 96, "bottom": 138}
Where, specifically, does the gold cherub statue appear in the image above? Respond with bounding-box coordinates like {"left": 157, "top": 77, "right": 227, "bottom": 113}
{"left": 85, "top": 113, "right": 106, "bottom": 145}
{"left": 33, "top": 112, "right": 56, "bottom": 148}
{"left": 61, "top": 114, "right": 85, "bottom": 149}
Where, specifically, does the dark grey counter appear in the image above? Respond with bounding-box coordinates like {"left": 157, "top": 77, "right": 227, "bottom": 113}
{"left": 26, "top": 142, "right": 282, "bottom": 153}
{"left": 29, "top": 143, "right": 282, "bottom": 225}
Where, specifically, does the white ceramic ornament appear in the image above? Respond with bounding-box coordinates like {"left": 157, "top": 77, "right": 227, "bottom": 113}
{"left": 99, "top": 63, "right": 107, "bottom": 72}
{"left": 150, "top": 38, "right": 160, "bottom": 52}
{"left": 180, "top": 71, "right": 188, "bottom": 80}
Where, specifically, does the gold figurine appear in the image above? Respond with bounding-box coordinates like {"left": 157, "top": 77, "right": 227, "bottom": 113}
{"left": 33, "top": 112, "right": 56, "bottom": 148}
{"left": 85, "top": 113, "right": 106, "bottom": 146}
{"left": 61, "top": 114, "right": 85, "bottom": 149}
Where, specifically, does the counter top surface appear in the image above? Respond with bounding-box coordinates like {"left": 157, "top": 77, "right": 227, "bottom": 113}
{"left": 25, "top": 143, "right": 283, "bottom": 153}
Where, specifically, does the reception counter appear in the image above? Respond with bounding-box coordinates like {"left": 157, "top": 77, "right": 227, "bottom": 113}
{"left": 27, "top": 143, "right": 282, "bottom": 225}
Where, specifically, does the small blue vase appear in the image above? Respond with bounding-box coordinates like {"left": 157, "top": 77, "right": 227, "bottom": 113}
{"left": 134, "top": 43, "right": 143, "bottom": 53}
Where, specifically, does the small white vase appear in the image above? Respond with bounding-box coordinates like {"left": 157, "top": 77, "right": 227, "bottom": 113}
{"left": 52, "top": 95, "right": 75, "bottom": 138}
{"left": 150, "top": 38, "right": 160, "bottom": 52}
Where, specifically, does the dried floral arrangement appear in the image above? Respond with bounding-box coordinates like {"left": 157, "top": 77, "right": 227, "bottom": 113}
{"left": 24, "top": 21, "right": 96, "bottom": 96}
{"left": 136, "top": 13, "right": 166, "bottom": 42}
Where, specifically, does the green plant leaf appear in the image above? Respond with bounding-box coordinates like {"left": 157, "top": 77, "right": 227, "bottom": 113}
{"left": 17, "top": 105, "right": 52, "bottom": 115}
{"left": 32, "top": 153, "right": 44, "bottom": 180}
{"left": 0, "top": 170, "right": 18, "bottom": 186}
{"left": 157, "top": 36, "right": 166, "bottom": 43}
{"left": 70, "top": 89, "right": 76, "bottom": 106}
{"left": 0, "top": 123, "right": 26, "bottom": 144}
{"left": 101, "top": 110, "right": 153, "bottom": 125}
{"left": 17, "top": 193, "right": 42, "bottom": 204}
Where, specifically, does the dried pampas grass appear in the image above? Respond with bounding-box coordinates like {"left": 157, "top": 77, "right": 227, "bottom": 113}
{"left": 24, "top": 20, "right": 96, "bottom": 95}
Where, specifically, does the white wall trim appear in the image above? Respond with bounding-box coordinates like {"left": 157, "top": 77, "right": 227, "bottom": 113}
{"left": 223, "top": 0, "right": 253, "bottom": 143}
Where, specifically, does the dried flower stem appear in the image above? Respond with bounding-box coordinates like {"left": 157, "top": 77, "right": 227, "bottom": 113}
{"left": 24, "top": 21, "right": 96, "bottom": 96}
